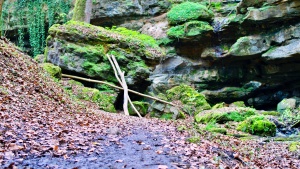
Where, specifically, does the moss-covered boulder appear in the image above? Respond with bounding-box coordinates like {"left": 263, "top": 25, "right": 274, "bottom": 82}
{"left": 195, "top": 107, "right": 257, "bottom": 124}
{"left": 166, "top": 84, "right": 211, "bottom": 115}
{"left": 40, "top": 63, "right": 62, "bottom": 79}
{"left": 167, "top": 21, "right": 213, "bottom": 39}
{"left": 167, "top": 2, "right": 214, "bottom": 25}
{"left": 46, "top": 21, "right": 164, "bottom": 90}
{"left": 236, "top": 115, "right": 276, "bottom": 136}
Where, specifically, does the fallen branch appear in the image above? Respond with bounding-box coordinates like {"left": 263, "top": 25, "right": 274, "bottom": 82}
{"left": 61, "top": 74, "right": 177, "bottom": 107}
{"left": 107, "top": 55, "right": 142, "bottom": 118}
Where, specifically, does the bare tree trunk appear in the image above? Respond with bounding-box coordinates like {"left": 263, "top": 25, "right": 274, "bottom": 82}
{"left": 0, "top": 0, "right": 5, "bottom": 37}
{"left": 84, "top": 0, "right": 92, "bottom": 23}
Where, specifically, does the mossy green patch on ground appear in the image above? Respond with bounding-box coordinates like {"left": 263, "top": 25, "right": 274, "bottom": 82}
{"left": 167, "top": 2, "right": 214, "bottom": 25}
{"left": 40, "top": 63, "right": 62, "bottom": 79}
{"left": 236, "top": 115, "right": 276, "bottom": 136}
{"left": 166, "top": 84, "right": 211, "bottom": 115}
{"left": 288, "top": 142, "right": 299, "bottom": 152}
{"left": 186, "top": 136, "right": 201, "bottom": 143}
{"left": 160, "top": 113, "right": 174, "bottom": 120}
{"left": 0, "top": 86, "right": 9, "bottom": 95}
{"left": 261, "top": 111, "right": 280, "bottom": 116}
{"left": 76, "top": 86, "right": 116, "bottom": 113}
{"left": 167, "top": 21, "right": 213, "bottom": 39}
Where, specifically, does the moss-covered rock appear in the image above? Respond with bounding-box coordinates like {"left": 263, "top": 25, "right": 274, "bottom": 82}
{"left": 195, "top": 107, "right": 256, "bottom": 124}
{"left": 167, "top": 2, "right": 214, "bottom": 25}
{"left": 212, "top": 102, "right": 226, "bottom": 109}
{"left": 236, "top": 115, "right": 276, "bottom": 136}
{"left": 47, "top": 21, "right": 165, "bottom": 89}
{"left": 166, "top": 84, "right": 211, "bottom": 115}
{"left": 40, "top": 63, "right": 62, "bottom": 79}
{"left": 129, "top": 101, "right": 150, "bottom": 116}
{"left": 230, "top": 101, "right": 246, "bottom": 108}
{"left": 76, "top": 87, "right": 117, "bottom": 113}
{"left": 167, "top": 21, "right": 213, "bottom": 39}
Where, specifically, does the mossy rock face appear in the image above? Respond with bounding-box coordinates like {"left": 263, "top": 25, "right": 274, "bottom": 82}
{"left": 230, "top": 101, "right": 246, "bottom": 108}
{"left": 47, "top": 21, "right": 164, "bottom": 88}
{"left": 167, "top": 2, "right": 214, "bottom": 25}
{"left": 129, "top": 101, "right": 150, "bottom": 117}
{"left": 40, "top": 63, "right": 62, "bottom": 79}
{"left": 195, "top": 107, "right": 256, "bottom": 124}
{"left": 166, "top": 84, "right": 211, "bottom": 115}
{"left": 212, "top": 102, "right": 226, "bottom": 109}
{"left": 167, "top": 21, "right": 213, "bottom": 39}
{"left": 236, "top": 115, "right": 276, "bottom": 136}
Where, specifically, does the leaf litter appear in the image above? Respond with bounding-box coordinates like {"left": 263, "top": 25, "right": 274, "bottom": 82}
{"left": 0, "top": 38, "right": 299, "bottom": 168}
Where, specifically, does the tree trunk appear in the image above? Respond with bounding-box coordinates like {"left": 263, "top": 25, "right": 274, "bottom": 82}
{"left": 72, "top": 0, "right": 86, "bottom": 22}
{"left": 0, "top": 0, "right": 5, "bottom": 36}
{"left": 84, "top": 0, "right": 92, "bottom": 23}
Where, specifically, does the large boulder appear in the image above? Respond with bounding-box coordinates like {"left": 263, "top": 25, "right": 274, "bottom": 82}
{"left": 46, "top": 21, "right": 165, "bottom": 91}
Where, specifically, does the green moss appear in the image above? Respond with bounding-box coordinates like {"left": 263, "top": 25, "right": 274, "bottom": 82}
{"left": 186, "top": 136, "right": 201, "bottom": 143}
{"left": 40, "top": 63, "right": 62, "bottom": 79}
{"left": 166, "top": 84, "right": 211, "bottom": 115}
{"left": 110, "top": 26, "right": 159, "bottom": 48}
{"left": 129, "top": 101, "right": 150, "bottom": 116}
{"left": 82, "top": 61, "right": 111, "bottom": 77}
{"left": 76, "top": 87, "right": 116, "bottom": 112}
{"left": 67, "top": 80, "right": 84, "bottom": 86}
{"left": 177, "top": 125, "right": 187, "bottom": 131}
{"left": 261, "top": 111, "right": 280, "bottom": 116}
{"left": 167, "top": 21, "right": 213, "bottom": 39}
{"left": 167, "top": 2, "right": 214, "bottom": 25}
{"left": 209, "top": 128, "right": 227, "bottom": 134}
{"left": 195, "top": 108, "right": 256, "bottom": 124}
{"left": 212, "top": 102, "right": 226, "bottom": 109}
{"left": 65, "top": 43, "right": 105, "bottom": 62}
{"left": 231, "top": 101, "right": 246, "bottom": 107}
{"left": 160, "top": 113, "right": 173, "bottom": 120}
{"left": 72, "top": 0, "right": 86, "bottom": 22}
{"left": 236, "top": 115, "right": 276, "bottom": 136}
{"left": 288, "top": 142, "right": 299, "bottom": 152}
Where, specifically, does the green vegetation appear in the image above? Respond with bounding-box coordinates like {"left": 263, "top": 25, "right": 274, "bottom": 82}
{"left": 167, "top": 21, "right": 213, "bottom": 39}
{"left": 65, "top": 43, "right": 105, "bottom": 62}
{"left": 288, "top": 142, "right": 299, "bottom": 152}
{"left": 72, "top": 0, "right": 86, "bottom": 22}
{"left": 1, "top": 0, "right": 72, "bottom": 56}
{"left": 236, "top": 115, "right": 276, "bottom": 136}
{"left": 110, "top": 26, "right": 159, "bottom": 48}
{"left": 261, "top": 111, "right": 280, "bottom": 116}
{"left": 195, "top": 108, "right": 256, "bottom": 123}
{"left": 129, "top": 101, "right": 150, "bottom": 116}
{"left": 160, "top": 113, "right": 174, "bottom": 120}
{"left": 167, "top": 2, "right": 214, "bottom": 25}
{"left": 40, "top": 63, "right": 62, "bottom": 79}
{"left": 166, "top": 84, "right": 211, "bottom": 115}
{"left": 212, "top": 102, "right": 225, "bottom": 109}
{"left": 231, "top": 101, "right": 246, "bottom": 107}
{"left": 186, "top": 136, "right": 201, "bottom": 143}
{"left": 75, "top": 86, "right": 116, "bottom": 112}
{"left": 82, "top": 61, "right": 111, "bottom": 77}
